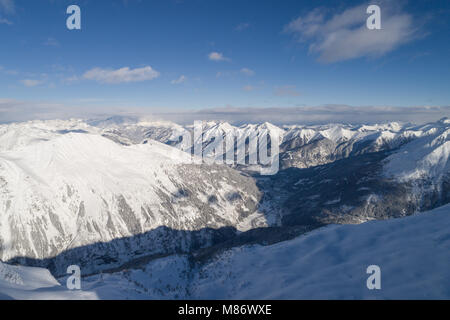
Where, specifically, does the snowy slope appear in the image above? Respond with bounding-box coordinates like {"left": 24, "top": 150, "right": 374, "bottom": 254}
{"left": 189, "top": 204, "right": 450, "bottom": 299}
{"left": 91, "top": 203, "right": 450, "bottom": 299}
{"left": 1, "top": 117, "right": 449, "bottom": 298}
{"left": 1, "top": 204, "right": 448, "bottom": 300}
{"left": 0, "top": 121, "right": 265, "bottom": 275}
{"left": 384, "top": 118, "right": 450, "bottom": 182}
{"left": 0, "top": 261, "right": 97, "bottom": 300}
{"left": 0, "top": 119, "right": 99, "bottom": 152}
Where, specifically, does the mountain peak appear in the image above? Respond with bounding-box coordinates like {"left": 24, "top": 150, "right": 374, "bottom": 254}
{"left": 438, "top": 117, "right": 450, "bottom": 124}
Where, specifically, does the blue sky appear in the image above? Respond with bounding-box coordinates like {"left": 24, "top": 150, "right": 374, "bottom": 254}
{"left": 0, "top": 0, "right": 450, "bottom": 120}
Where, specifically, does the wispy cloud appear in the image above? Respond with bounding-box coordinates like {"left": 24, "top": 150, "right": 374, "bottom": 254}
{"left": 208, "top": 52, "right": 230, "bottom": 62}
{"left": 0, "top": 0, "right": 15, "bottom": 14}
{"left": 44, "top": 37, "right": 60, "bottom": 47}
{"left": 274, "top": 85, "right": 300, "bottom": 97}
{"left": 20, "top": 79, "right": 43, "bottom": 87}
{"left": 0, "top": 0, "right": 14, "bottom": 25}
{"left": 242, "top": 85, "right": 256, "bottom": 92}
{"left": 240, "top": 68, "right": 255, "bottom": 76}
{"left": 284, "top": 2, "right": 419, "bottom": 63}
{"left": 171, "top": 75, "right": 186, "bottom": 84}
{"left": 63, "top": 75, "right": 79, "bottom": 84}
{"left": 235, "top": 22, "right": 250, "bottom": 31}
{"left": 4, "top": 69, "right": 18, "bottom": 75}
{"left": 83, "top": 66, "right": 160, "bottom": 84}
{"left": 0, "top": 17, "right": 12, "bottom": 25}
{"left": 216, "top": 68, "right": 254, "bottom": 78}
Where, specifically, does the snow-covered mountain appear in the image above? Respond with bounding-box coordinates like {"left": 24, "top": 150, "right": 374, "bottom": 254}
{"left": 91, "top": 117, "right": 449, "bottom": 174}
{"left": 98, "top": 119, "right": 284, "bottom": 173}
{"left": 278, "top": 120, "right": 446, "bottom": 169}
{"left": 384, "top": 117, "right": 450, "bottom": 181}
{"left": 0, "top": 120, "right": 266, "bottom": 275}
{"left": 0, "top": 116, "right": 448, "bottom": 289}
{"left": 1, "top": 203, "right": 449, "bottom": 300}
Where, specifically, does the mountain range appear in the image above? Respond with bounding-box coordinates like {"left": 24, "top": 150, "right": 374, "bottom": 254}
{"left": 0, "top": 116, "right": 448, "bottom": 297}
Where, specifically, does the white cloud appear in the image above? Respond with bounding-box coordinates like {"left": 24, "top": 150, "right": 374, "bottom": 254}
{"left": 20, "top": 79, "right": 43, "bottom": 87}
{"left": 83, "top": 66, "right": 160, "bottom": 84}
{"left": 240, "top": 68, "right": 255, "bottom": 76}
{"left": 0, "top": 0, "right": 14, "bottom": 24}
{"left": 284, "top": 2, "right": 418, "bottom": 63}
{"left": 44, "top": 37, "right": 59, "bottom": 47}
{"left": 63, "top": 75, "right": 79, "bottom": 84}
{"left": 215, "top": 71, "right": 233, "bottom": 78}
{"left": 171, "top": 75, "right": 186, "bottom": 84}
{"left": 0, "top": 17, "right": 12, "bottom": 25}
{"left": 0, "top": 0, "right": 14, "bottom": 14}
{"left": 274, "top": 85, "right": 300, "bottom": 97}
{"left": 4, "top": 69, "right": 18, "bottom": 75}
{"left": 242, "top": 85, "right": 255, "bottom": 92}
{"left": 208, "top": 52, "right": 230, "bottom": 62}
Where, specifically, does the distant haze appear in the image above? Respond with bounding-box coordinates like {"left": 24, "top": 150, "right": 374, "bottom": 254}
{"left": 0, "top": 99, "right": 448, "bottom": 125}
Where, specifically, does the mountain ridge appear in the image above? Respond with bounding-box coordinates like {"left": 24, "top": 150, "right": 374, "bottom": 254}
{"left": 0, "top": 117, "right": 448, "bottom": 278}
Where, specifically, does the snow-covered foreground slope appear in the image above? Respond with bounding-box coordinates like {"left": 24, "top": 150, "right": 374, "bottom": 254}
{"left": 0, "top": 261, "right": 96, "bottom": 300}
{"left": 1, "top": 204, "right": 448, "bottom": 300}
{"left": 188, "top": 204, "right": 450, "bottom": 299}
{"left": 0, "top": 121, "right": 265, "bottom": 276}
